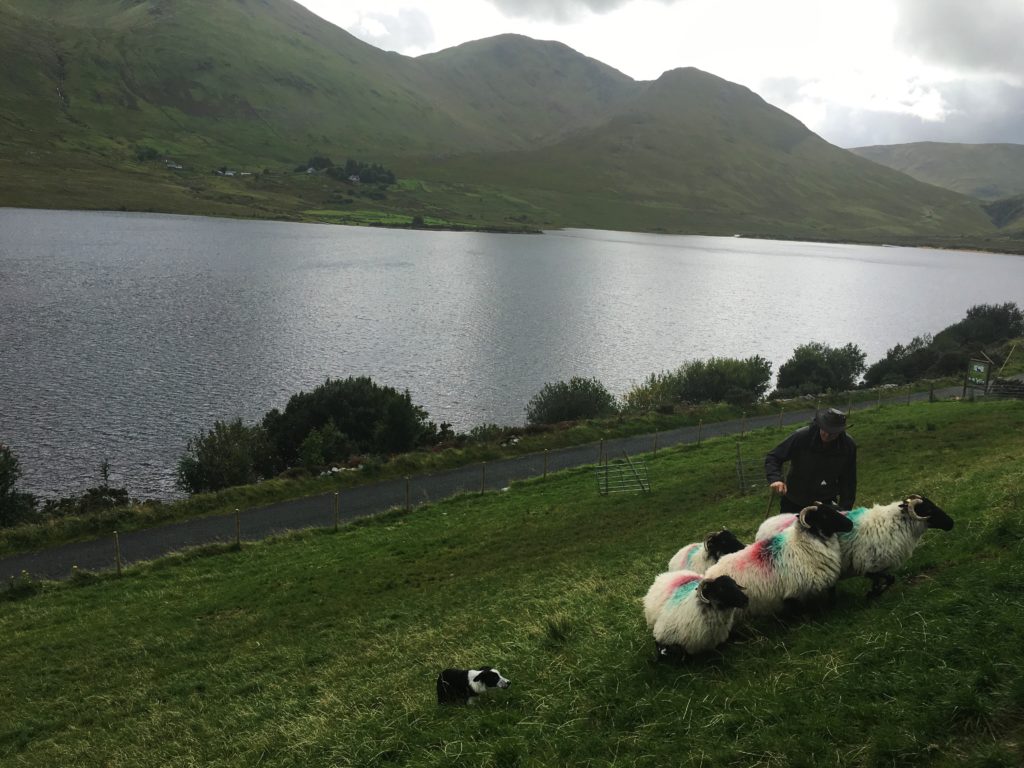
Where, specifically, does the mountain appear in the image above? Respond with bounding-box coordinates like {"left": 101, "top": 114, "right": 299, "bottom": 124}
{"left": 0, "top": 0, "right": 1009, "bottom": 245}
{"left": 403, "top": 68, "right": 994, "bottom": 238}
{"left": 851, "top": 142, "right": 1024, "bottom": 201}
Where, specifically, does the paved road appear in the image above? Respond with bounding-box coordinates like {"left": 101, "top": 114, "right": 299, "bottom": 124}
{"left": 1, "top": 388, "right": 957, "bottom": 583}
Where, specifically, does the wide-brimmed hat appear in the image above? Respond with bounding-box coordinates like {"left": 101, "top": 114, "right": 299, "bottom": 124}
{"left": 816, "top": 408, "right": 848, "bottom": 434}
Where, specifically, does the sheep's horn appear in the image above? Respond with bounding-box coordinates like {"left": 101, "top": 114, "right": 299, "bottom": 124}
{"left": 696, "top": 582, "right": 711, "bottom": 604}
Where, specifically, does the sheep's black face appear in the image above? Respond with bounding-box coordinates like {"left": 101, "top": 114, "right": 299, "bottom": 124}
{"left": 805, "top": 504, "right": 854, "bottom": 537}
{"left": 702, "top": 575, "right": 749, "bottom": 609}
{"left": 707, "top": 529, "right": 745, "bottom": 560}
{"left": 911, "top": 496, "right": 955, "bottom": 531}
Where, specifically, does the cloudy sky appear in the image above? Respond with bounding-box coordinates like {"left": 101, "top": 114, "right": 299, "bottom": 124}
{"left": 295, "top": 0, "right": 1024, "bottom": 149}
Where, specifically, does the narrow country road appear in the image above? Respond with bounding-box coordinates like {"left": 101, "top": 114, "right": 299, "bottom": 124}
{"left": 0, "top": 388, "right": 958, "bottom": 583}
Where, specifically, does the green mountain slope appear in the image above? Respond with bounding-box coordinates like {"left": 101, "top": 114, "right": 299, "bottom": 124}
{"left": 406, "top": 69, "right": 995, "bottom": 238}
{"left": 851, "top": 141, "right": 1024, "bottom": 201}
{"left": 417, "top": 34, "right": 636, "bottom": 146}
{"left": 0, "top": 0, "right": 1008, "bottom": 244}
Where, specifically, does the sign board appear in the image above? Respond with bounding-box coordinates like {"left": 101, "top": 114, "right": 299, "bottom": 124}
{"left": 964, "top": 358, "right": 992, "bottom": 396}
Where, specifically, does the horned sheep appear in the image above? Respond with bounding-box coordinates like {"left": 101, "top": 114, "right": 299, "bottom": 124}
{"left": 642, "top": 570, "right": 748, "bottom": 660}
{"left": 754, "top": 495, "right": 954, "bottom": 596}
{"left": 704, "top": 502, "right": 853, "bottom": 617}
{"left": 667, "top": 528, "right": 745, "bottom": 573}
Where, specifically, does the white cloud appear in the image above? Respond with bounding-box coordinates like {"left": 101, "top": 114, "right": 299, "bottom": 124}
{"left": 345, "top": 8, "right": 435, "bottom": 53}
{"left": 894, "top": 0, "right": 1024, "bottom": 82}
{"left": 486, "top": 0, "right": 676, "bottom": 24}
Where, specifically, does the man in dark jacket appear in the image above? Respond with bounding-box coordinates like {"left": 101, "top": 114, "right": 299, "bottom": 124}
{"left": 765, "top": 408, "right": 856, "bottom": 512}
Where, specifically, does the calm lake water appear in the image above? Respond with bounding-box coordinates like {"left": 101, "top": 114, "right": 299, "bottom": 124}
{"left": 2, "top": 207, "right": 1022, "bottom": 499}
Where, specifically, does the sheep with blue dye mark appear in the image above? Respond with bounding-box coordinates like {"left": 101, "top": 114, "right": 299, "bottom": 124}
{"left": 840, "top": 494, "right": 953, "bottom": 596}
{"left": 754, "top": 495, "right": 954, "bottom": 597}
{"left": 642, "top": 569, "right": 748, "bottom": 659}
{"left": 667, "top": 528, "right": 745, "bottom": 573}
{"left": 704, "top": 502, "right": 853, "bottom": 617}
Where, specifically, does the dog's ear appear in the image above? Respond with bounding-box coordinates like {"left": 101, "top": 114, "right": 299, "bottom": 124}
{"left": 473, "top": 667, "right": 492, "bottom": 681}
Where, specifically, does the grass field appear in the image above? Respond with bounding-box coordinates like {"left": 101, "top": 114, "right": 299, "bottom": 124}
{"left": 2, "top": 398, "right": 1023, "bottom": 766}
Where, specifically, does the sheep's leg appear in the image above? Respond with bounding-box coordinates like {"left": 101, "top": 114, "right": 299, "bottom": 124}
{"left": 866, "top": 571, "right": 895, "bottom": 597}
{"left": 654, "top": 642, "right": 686, "bottom": 664}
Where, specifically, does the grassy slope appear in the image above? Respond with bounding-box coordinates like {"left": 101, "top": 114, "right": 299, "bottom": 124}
{"left": 417, "top": 34, "right": 636, "bottom": 146}
{"left": 402, "top": 69, "right": 998, "bottom": 240}
{"left": 2, "top": 399, "right": 1023, "bottom": 767}
{"left": 852, "top": 142, "right": 1024, "bottom": 201}
{"left": 0, "top": 0, "right": 1011, "bottom": 244}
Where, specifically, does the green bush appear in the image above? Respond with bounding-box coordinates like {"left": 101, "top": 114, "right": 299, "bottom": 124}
{"left": 864, "top": 303, "right": 1023, "bottom": 385}
{"left": 176, "top": 419, "right": 270, "bottom": 494}
{"left": 0, "top": 444, "right": 38, "bottom": 528}
{"left": 262, "top": 377, "right": 440, "bottom": 470}
{"left": 933, "top": 302, "right": 1023, "bottom": 348}
{"left": 623, "top": 356, "right": 771, "bottom": 411}
{"left": 773, "top": 342, "right": 866, "bottom": 397}
{"left": 526, "top": 377, "right": 618, "bottom": 425}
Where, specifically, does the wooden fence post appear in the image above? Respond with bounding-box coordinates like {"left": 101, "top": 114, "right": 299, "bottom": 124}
{"left": 405, "top": 476, "right": 411, "bottom": 510}
{"left": 480, "top": 462, "right": 486, "bottom": 494}
{"left": 543, "top": 449, "right": 548, "bottom": 479}
{"left": 697, "top": 420, "right": 703, "bottom": 445}
{"left": 235, "top": 508, "right": 241, "bottom": 547}
{"left": 113, "top": 531, "right": 122, "bottom": 577}
{"left": 334, "top": 492, "right": 340, "bottom": 531}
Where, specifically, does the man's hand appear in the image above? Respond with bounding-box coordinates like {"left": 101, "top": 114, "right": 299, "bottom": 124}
{"left": 770, "top": 481, "right": 787, "bottom": 496}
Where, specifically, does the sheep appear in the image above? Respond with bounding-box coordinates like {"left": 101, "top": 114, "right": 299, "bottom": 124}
{"left": 755, "top": 512, "right": 798, "bottom": 542}
{"left": 838, "top": 494, "right": 953, "bottom": 596}
{"left": 667, "top": 528, "right": 746, "bottom": 573}
{"left": 704, "top": 502, "right": 853, "bottom": 617}
{"left": 642, "top": 569, "right": 748, "bottom": 660}
{"left": 753, "top": 495, "right": 954, "bottom": 597}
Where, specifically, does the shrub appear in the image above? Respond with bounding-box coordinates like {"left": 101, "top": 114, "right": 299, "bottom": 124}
{"left": 261, "top": 377, "right": 440, "bottom": 470}
{"left": 526, "top": 377, "right": 618, "bottom": 425}
{"left": 0, "top": 444, "right": 38, "bottom": 528}
{"left": 678, "top": 356, "right": 772, "bottom": 405}
{"left": 864, "top": 335, "right": 938, "bottom": 385}
{"left": 176, "top": 419, "right": 270, "bottom": 494}
{"left": 623, "top": 356, "right": 772, "bottom": 411}
{"left": 773, "top": 342, "right": 866, "bottom": 397}
{"left": 933, "top": 302, "right": 1023, "bottom": 348}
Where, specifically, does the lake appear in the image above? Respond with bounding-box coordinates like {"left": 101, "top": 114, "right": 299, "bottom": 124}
{"left": 2, "top": 208, "right": 1022, "bottom": 499}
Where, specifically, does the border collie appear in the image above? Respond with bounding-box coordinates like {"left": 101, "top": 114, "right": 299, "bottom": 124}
{"left": 436, "top": 667, "right": 511, "bottom": 705}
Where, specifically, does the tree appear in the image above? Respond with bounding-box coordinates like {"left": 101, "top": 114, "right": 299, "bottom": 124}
{"left": 0, "top": 444, "right": 38, "bottom": 527}
{"left": 526, "top": 377, "right": 618, "bottom": 425}
{"left": 864, "top": 334, "right": 938, "bottom": 385}
{"left": 262, "top": 377, "right": 439, "bottom": 469}
{"left": 774, "top": 342, "right": 866, "bottom": 397}
{"left": 933, "top": 302, "right": 1024, "bottom": 348}
{"left": 177, "top": 419, "right": 270, "bottom": 494}
{"left": 678, "top": 356, "right": 772, "bottom": 405}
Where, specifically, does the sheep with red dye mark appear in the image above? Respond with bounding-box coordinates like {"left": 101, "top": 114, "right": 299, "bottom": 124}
{"left": 705, "top": 502, "right": 853, "bottom": 617}
{"left": 667, "top": 529, "right": 745, "bottom": 573}
{"left": 642, "top": 569, "right": 748, "bottom": 660}
{"left": 753, "top": 495, "right": 954, "bottom": 597}
{"left": 755, "top": 511, "right": 799, "bottom": 543}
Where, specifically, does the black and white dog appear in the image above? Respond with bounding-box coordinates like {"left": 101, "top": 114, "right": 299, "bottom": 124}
{"left": 436, "top": 667, "right": 511, "bottom": 705}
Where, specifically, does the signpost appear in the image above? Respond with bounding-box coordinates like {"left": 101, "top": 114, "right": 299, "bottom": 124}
{"left": 963, "top": 356, "right": 993, "bottom": 399}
